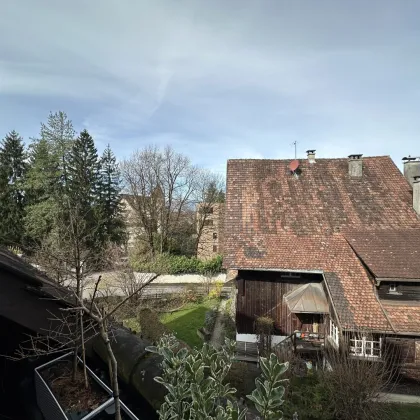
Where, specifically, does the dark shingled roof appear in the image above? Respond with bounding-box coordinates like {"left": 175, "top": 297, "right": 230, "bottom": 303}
{"left": 0, "top": 247, "right": 71, "bottom": 301}
{"left": 225, "top": 156, "right": 420, "bottom": 332}
{"left": 345, "top": 229, "right": 420, "bottom": 280}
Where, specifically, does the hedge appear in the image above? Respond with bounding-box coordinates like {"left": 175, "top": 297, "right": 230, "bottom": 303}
{"left": 131, "top": 254, "right": 224, "bottom": 275}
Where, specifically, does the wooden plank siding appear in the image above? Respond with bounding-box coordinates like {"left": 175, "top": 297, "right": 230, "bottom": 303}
{"left": 378, "top": 282, "right": 420, "bottom": 302}
{"left": 236, "top": 270, "right": 325, "bottom": 335}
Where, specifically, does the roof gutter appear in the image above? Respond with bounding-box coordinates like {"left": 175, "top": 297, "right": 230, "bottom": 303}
{"left": 341, "top": 327, "right": 420, "bottom": 337}
{"left": 233, "top": 267, "right": 324, "bottom": 274}
{"left": 375, "top": 277, "right": 420, "bottom": 285}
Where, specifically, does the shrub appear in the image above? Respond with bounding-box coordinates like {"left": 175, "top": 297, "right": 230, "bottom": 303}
{"left": 225, "top": 361, "right": 260, "bottom": 398}
{"left": 204, "top": 309, "right": 218, "bottom": 333}
{"left": 138, "top": 308, "right": 170, "bottom": 344}
{"left": 255, "top": 316, "right": 275, "bottom": 356}
{"left": 200, "top": 255, "right": 223, "bottom": 274}
{"left": 146, "top": 334, "right": 289, "bottom": 420}
{"left": 283, "top": 375, "right": 332, "bottom": 420}
{"left": 183, "top": 284, "right": 202, "bottom": 303}
{"left": 208, "top": 280, "right": 224, "bottom": 299}
{"left": 131, "top": 253, "right": 224, "bottom": 275}
{"left": 7, "top": 245, "right": 23, "bottom": 256}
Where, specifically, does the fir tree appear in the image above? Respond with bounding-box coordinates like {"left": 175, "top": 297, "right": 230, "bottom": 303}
{"left": 98, "top": 145, "right": 126, "bottom": 244}
{"left": 67, "top": 129, "right": 100, "bottom": 205}
{"left": 66, "top": 129, "right": 102, "bottom": 249}
{"left": 0, "top": 131, "right": 27, "bottom": 246}
{"left": 23, "top": 110, "right": 74, "bottom": 244}
{"left": 40, "top": 111, "right": 75, "bottom": 188}
{"left": 205, "top": 181, "right": 225, "bottom": 203}
{"left": 24, "top": 138, "right": 60, "bottom": 242}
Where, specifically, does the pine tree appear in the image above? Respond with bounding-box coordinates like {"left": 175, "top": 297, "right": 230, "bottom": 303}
{"left": 0, "top": 131, "right": 27, "bottom": 246}
{"left": 98, "top": 144, "right": 126, "bottom": 244}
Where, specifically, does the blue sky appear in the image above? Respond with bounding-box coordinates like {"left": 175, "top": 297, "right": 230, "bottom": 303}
{"left": 1, "top": 0, "right": 419, "bottom": 173}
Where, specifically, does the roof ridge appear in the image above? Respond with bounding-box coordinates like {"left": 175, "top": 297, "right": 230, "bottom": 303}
{"left": 228, "top": 155, "right": 392, "bottom": 163}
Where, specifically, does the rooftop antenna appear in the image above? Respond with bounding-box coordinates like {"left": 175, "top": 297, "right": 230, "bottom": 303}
{"left": 292, "top": 141, "right": 297, "bottom": 159}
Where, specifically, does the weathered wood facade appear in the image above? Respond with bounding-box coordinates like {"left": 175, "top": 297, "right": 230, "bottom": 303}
{"left": 378, "top": 282, "right": 420, "bottom": 302}
{"left": 236, "top": 270, "right": 326, "bottom": 335}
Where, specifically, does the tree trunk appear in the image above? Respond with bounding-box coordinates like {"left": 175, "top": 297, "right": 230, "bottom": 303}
{"left": 80, "top": 310, "right": 89, "bottom": 389}
{"left": 103, "top": 309, "right": 114, "bottom": 384}
{"left": 99, "top": 322, "right": 121, "bottom": 420}
{"left": 72, "top": 346, "right": 78, "bottom": 382}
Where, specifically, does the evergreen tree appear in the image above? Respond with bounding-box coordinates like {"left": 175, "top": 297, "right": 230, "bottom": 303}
{"left": 67, "top": 129, "right": 100, "bottom": 205}
{"left": 205, "top": 180, "right": 225, "bottom": 203}
{"left": 66, "top": 129, "right": 102, "bottom": 248}
{"left": 23, "top": 111, "right": 74, "bottom": 244}
{"left": 0, "top": 131, "right": 27, "bottom": 246}
{"left": 40, "top": 111, "right": 75, "bottom": 188}
{"left": 98, "top": 144, "right": 126, "bottom": 244}
{"left": 24, "top": 138, "right": 60, "bottom": 242}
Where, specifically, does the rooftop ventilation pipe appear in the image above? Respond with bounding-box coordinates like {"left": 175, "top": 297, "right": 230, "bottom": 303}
{"left": 306, "top": 150, "right": 316, "bottom": 163}
{"left": 402, "top": 156, "right": 420, "bottom": 188}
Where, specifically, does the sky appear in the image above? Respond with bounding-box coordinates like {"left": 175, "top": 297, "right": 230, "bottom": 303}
{"left": 1, "top": 0, "right": 420, "bottom": 174}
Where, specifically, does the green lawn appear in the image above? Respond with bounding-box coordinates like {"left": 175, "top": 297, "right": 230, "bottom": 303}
{"left": 160, "top": 298, "right": 219, "bottom": 348}
{"left": 390, "top": 404, "right": 420, "bottom": 420}
{"left": 122, "top": 317, "right": 140, "bottom": 333}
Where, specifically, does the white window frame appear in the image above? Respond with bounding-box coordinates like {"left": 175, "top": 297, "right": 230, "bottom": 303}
{"left": 349, "top": 336, "right": 382, "bottom": 358}
{"left": 329, "top": 319, "right": 340, "bottom": 348}
{"left": 388, "top": 283, "right": 397, "bottom": 293}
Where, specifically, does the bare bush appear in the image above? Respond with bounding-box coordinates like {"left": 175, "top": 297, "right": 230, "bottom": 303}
{"left": 319, "top": 331, "right": 402, "bottom": 420}
{"left": 255, "top": 316, "right": 274, "bottom": 357}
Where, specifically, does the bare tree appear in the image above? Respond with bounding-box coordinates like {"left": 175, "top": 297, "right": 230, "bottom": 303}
{"left": 63, "top": 272, "right": 158, "bottom": 420}
{"left": 11, "top": 267, "right": 158, "bottom": 420}
{"left": 29, "top": 199, "right": 105, "bottom": 386}
{"left": 120, "top": 145, "right": 224, "bottom": 257}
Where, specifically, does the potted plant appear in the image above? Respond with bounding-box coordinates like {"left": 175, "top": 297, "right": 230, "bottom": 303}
{"left": 35, "top": 352, "right": 139, "bottom": 420}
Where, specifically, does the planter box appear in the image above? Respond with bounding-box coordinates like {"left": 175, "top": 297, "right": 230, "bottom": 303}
{"left": 35, "top": 352, "right": 139, "bottom": 420}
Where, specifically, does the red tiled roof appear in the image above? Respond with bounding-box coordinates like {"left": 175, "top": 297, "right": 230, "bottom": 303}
{"left": 382, "top": 303, "right": 420, "bottom": 334}
{"left": 345, "top": 229, "right": 420, "bottom": 279}
{"left": 225, "top": 156, "right": 420, "bottom": 332}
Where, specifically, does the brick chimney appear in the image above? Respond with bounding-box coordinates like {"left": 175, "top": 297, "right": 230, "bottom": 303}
{"left": 348, "top": 154, "right": 363, "bottom": 177}
{"left": 306, "top": 150, "right": 316, "bottom": 163}
{"left": 413, "top": 176, "right": 420, "bottom": 216}
{"left": 402, "top": 156, "right": 420, "bottom": 187}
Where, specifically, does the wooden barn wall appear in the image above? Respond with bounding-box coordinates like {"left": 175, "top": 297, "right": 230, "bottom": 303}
{"left": 384, "top": 337, "right": 416, "bottom": 365}
{"left": 236, "top": 270, "right": 324, "bottom": 335}
{"left": 378, "top": 282, "right": 420, "bottom": 301}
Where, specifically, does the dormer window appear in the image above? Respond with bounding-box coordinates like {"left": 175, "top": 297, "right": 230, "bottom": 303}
{"left": 388, "top": 283, "right": 397, "bottom": 294}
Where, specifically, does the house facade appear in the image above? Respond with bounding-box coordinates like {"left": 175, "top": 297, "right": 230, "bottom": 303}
{"left": 224, "top": 152, "right": 420, "bottom": 364}
{"left": 196, "top": 203, "right": 225, "bottom": 260}
{"left": 121, "top": 188, "right": 165, "bottom": 249}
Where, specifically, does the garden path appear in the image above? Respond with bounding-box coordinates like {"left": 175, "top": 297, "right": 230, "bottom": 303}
{"left": 209, "top": 299, "right": 228, "bottom": 349}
